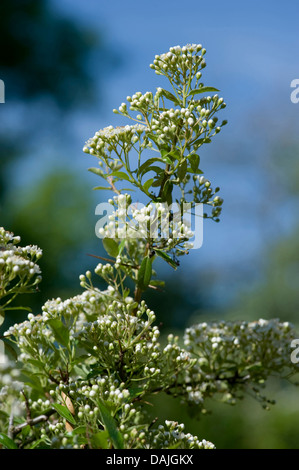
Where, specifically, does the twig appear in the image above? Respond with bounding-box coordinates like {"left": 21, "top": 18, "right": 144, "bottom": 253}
{"left": 12, "top": 409, "right": 56, "bottom": 436}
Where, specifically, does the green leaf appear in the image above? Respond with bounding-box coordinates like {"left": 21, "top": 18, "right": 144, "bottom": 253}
{"left": 118, "top": 239, "right": 126, "bottom": 256}
{"left": 158, "top": 88, "right": 180, "bottom": 105}
{"left": 168, "top": 149, "right": 181, "bottom": 160}
{"left": 177, "top": 160, "right": 187, "bottom": 181}
{"left": 143, "top": 178, "right": 154, "bottom": 194}
{"left": 88, "top": 167, "right": 104, "bottom": 176}
{"left": 160, "top": 149, "right": 176, "bottom": 165}
{"left": 102, "top": 238, "right": 119, "bottom": 258}
{"left": 137, "top": 257, "right": 152, "bottom": 291}
{"left": 188, "top": 86, "right": 220, "bottom": 97}
{"left": 151, "top": 175, "right": 164, "bottom": 187}
{"left": 141, "top": 166, "right": 164, "bottom": 177}
{"left": 98, "top": 399, "right": 124, "bottom": 449}
{"left": 71, "top": 426, "right": 87, "bottom": 435}
{"left": 138, "top": 158, "right": 162, "bottom": 177}
{"left": 2, "top": 341, "right": 18, "bottom": 361}
{"left": 53, "top": 403, "right": 76, "bottom": 426}
{"left": 93, "top": 186, "right": 113, "bottom": 191}
{"left": 155, "top": 249, "right": 178, "bottom": 269}
{"left": 0, "top": 308, "right": 4, "bottom": 327}
{"left": 47, "top": 319, "right": 70, "bottom": 348}
{"left": 90, "top": 430, "right": 110, "bottom": 449}
{"left": 188, "top": 154, "right": 200, "bottom": 173}
{"left": 149, "top": 279, "right": 165, "bottom": 288}
{"left": 0, "top": 433, "right": 18, "bottom": 449}
{"left": 110, "top": 171, "right": 131, "bottom": 182}
{"left": 162, "top": 180, "right": 173, "bottom": 205}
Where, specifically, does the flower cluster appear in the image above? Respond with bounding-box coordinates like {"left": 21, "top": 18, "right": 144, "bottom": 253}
{"left": 150, "top": 44, "right": 207, "bottom": 79}
{"left": 148, "top": 421, "right": 215, "bottom": 449}
{"left": 182, "top": 319, "right": 298, "bottom": 410}
{"left": 99, "top": 193, "right": 194, "bottom": 253}
{"left": 0, "top": 227, "right": 42, "bottom": 325}
{"left": 1, "top": 44, "right": 298, "bottom": 450}
{"left": 85, "top": 44, "right": 226, "bottom": 222}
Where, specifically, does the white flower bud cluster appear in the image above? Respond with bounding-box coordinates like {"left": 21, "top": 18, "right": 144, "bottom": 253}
{"left": 150, "top": 44, "right": 206, "bottom": 79}
{"left": 149, "top": 420, "right": 215, "bottom": 449}
{"left": 181, "top": 319, "right": 297, "bottom": 410}
{"left": 125, "top": 91, "right": 153, "bottom": 114}
{"left": 83, "top": 124, "right": 147, "bottom": 158}
{"left": 0, "top": 228, "right": 42, "bottom": 312}
{"left": 100, "top": 194, "right": 194, "bottom": 254}
{"left": 59, "top": 376, "right": 132, "bottom": 418}
{"left": 0, "top": 359, "right": 24, "bottom": 427}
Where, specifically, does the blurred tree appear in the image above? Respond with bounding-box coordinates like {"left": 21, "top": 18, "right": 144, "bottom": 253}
{"left": 0, "top": 0, "right": 99, "bottom": 107}
{"left": 0, "top": 0, "right": 120, "bottom": 318}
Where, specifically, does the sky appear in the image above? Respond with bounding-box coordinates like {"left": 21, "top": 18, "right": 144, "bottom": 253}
{"left": 22, "top": 0, "right": 299, "bottom": 302}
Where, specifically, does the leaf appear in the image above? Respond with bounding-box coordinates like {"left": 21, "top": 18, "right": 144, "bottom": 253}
{"left": 98, "top": 400, "right": 124, "bottom": 449}
{"left": 0, "top": 308, "right": 4, "bottom": 327}
{"left": 188, "top": 86, "right": 220, "bottom": 97}
{"left": 102, "top": 238, "right": 119, "bottom": 258}
{"left": 138, "top": 157, "right": 162, "bottom": 177}
{"left": 93, "top": 186, "right": 113, "bottom": 191}
{"left": 160, "top": 149, "right": 176, "bottom": 165}
{"left": 151, "top": 175, "right": 164, "bottom": 187}
{"left": 88, "top": 167, "right": 104, "bottom": 176}
{"left": 118, "top": 239, "right": 126, "bottom": 256}
{"left": 168, "top": 149, "right": 181, "bottom": 160}
{"left": 0, "top": 433, "right": 18, "bottom": 449}
{"left": 53, "top": 403, "right": 76, "bottom": 426}
{"left": 188, "top": 154, "right": 200, "bottom": 173}
{"left": 149, "top": 279, "right": 165, "bottom": 288}
{"left": 90, "top": 430, "right": 110, "bottom": 449}
{"left": 177, "top": 160, "right": 187, "bottom": 181}
{"left": 110, "top": 171, "right": 131, "bottom": 182}
{"left": 158, "top": 88, "right": 180, "bottom": 105}
{"left": 47, "top": 319, "right": 70, "bottom": 348}
{"left": 141, "top": 166, "right": 164, "bottom": 177}
{"left": 3, "top": 341, "right": 18, "bottom": 361}
{"left": 155, "top": 249, "right": 178, "bottom": 269}
{"left": 137, "top": 257, "right": 152, "bottom": 291}
{"left": 71, "top": 426, "right": 87, "bottom": 435}
{"left": 143, "top": 178, "right": 154, "bottom": 194}
{"left": 162, "top": 180, "right": 173, "bottom": 205}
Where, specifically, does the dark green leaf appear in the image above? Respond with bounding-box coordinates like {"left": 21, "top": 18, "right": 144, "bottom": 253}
{"left": 110, "top": 171, "right": 131, "bottom": 182}
{"left": 162, "top": 180, "right": 173, "bottom": 205}
{"left": 90, "top": 430, "right": 110, "bottom": 449}
{"left": 102, "top": 238, "right": 119, "bottom": 258}
{"left": 188, "top": 86, "right": 220, "bottom": 97}
{"left": 141, "top": 166, "right": 164, "bottom": 177}
{"left": 0, "top": 433, "right": 18, "bottom": 449}
{"left": 118, "top": 239, "right": 126, "bottom": 255}
{"left": 155, "top": 249, "right": 178, "bottom": 269}
{"left": 149, "top": 279, "right": 165, "bottom": 288}
{"left": 177, "top": 160, "right": 187, "bottom": 181}
{"left": 159, "top": 88, "right": 180, "bottom": 105}
{"left": 47, "top": 319, "right": 70, "bottom": 348}
{"left": 138, "top": 158, "right": 162, "bottom": 177}
{"left": 188, "top": 154, "right": 200, "bottom": 173}
{"left": 3, "top": 341, "right": 18, "bottom": 361}
{"left": 98, "top": 399, "right": 124, "bottom": 449}
{"left": 137, "top": 257, "right": 152, "bottom": 291}
{"left": 53, "top": 403, "right": 76, "bottom": 426}
{"left": 71, "top": 426, "right": 87, "bottom": 435}
{"left": 151, "top": 175, "right": 164, "bottom": 187}
{"left": 143, "top": 178, "right": 154, "bottom": 193}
